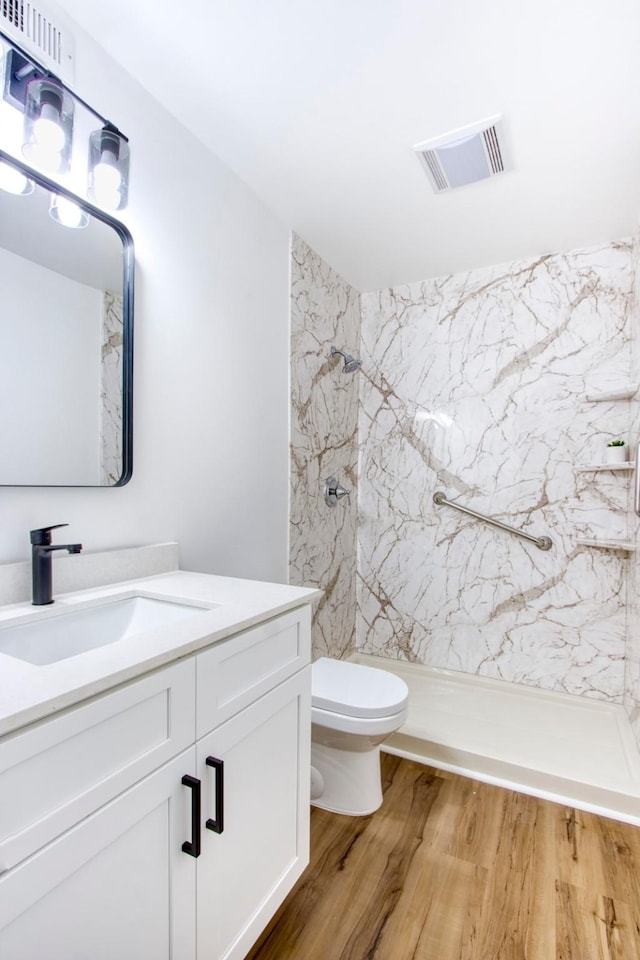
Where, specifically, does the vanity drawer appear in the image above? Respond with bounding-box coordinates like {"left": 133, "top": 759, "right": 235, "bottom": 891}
{"left": 196, "top": 606, "right": 311, "bottom": 738}
{"left": 0, "top": 658, "right": 195, "bottom": 871}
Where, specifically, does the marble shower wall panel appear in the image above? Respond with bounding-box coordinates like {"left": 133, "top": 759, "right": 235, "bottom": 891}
{"left": 101, "top": 292, "right": 124, "bottom": 485}
{"left": 358, "top": 242, "right": 633, "bottom": 701}
{"left": 624, "top": 226, "right": 640, "bottom": 746}
{"left": 290, "top": 235, "right": 360, "bottom": 659}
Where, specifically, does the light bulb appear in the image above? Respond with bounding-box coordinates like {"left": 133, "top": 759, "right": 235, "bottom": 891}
{"left": 94, "top": 187, "right": 122, "bottom": 210}
{"left": 0, "top": 162, "right": 34, "bottom": 196}
{"left": 91, "top": 156, "right": 123, "bottom": 209}
{"left": 50, "top": 195, "right": 89, "bottom": 229}
{"left": 88, "top": 126, "right": 130, "bottom": 210}
{"left": 94, "top": 158, "right": 121, "bottom": 193}
{"left": 23, "top": 141, "right": 62, "bottom": 171}
{"left": 54, "top": 197, "right": 83, "bottom": 227}
{"left": 23, "top": 79, "right": 74, "bottom": 173}
{"left": 33, "top": 110, "right": 66, "bottom": 154}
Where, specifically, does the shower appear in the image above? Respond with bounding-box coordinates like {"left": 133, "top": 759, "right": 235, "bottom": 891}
{"left": 330, "top": 346, "right": 362, "bottom": 374}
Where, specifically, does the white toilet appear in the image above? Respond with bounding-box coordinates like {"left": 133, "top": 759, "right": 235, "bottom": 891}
{"left": 310, "top": 658, "right": 409, "bottom": 816}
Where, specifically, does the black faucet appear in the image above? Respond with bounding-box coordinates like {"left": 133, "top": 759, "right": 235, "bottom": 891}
{"left": 30, "top": 524, "right": 83, "bottom": 606}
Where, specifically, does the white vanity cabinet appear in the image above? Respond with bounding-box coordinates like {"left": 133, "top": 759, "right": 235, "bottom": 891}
{"left": 196, "top": 671, "right": 310, "bottom": 960}
{"left": 0, "top": 604, "right": 311, "bottom": 960}
{"left": 0, "top": 748, "right": 197, "bottom": 959}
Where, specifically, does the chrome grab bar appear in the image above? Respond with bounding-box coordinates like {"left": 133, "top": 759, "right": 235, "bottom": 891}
{"left": 433, "top": 491, "right": 553, "bottom": 551}
{"left": 635, "top": 444, "right": 640, "bottom": 517}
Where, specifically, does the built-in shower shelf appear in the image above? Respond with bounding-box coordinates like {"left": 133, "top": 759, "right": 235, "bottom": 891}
{"left": 585, "top": 384, "right": 639, "bottom": 402}
{"left": 577, "top": 462, "right": 635, "bottom": 473}
{"left": 576, "top": 538, "right": 637, "bottom": 552}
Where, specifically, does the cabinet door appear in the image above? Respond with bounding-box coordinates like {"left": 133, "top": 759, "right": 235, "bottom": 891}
{"left": 196, "top": 667, "right": 311, "bottom": 960}
{"left": 0, "top": 749, "right": 197, "bottom": 960}
{"left": 0, "top": 658, "right": 195, "bottom": 870}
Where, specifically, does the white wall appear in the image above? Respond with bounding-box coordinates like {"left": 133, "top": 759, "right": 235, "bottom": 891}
{"left": 0, "top": 25, "right": 291, "bottom": 582}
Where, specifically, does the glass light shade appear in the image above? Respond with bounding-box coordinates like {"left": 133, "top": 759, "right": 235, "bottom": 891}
{"left": 22, "top": 79, "right": 74, "bottom": 173}
{"left": 87, "top": 126, "right": 130, "bottom": 210}
{"left": 49, "top": 194, "right": 89, "bottom": 229}
{"left": 0, "top": 161, "right": 34, "bottom": 196}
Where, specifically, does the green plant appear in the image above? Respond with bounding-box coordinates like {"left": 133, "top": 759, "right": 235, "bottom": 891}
{"left": 607, "top": 439, "right": 625, "bottom": 447}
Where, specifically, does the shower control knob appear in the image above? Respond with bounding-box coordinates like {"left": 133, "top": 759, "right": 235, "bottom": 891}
{"left": 324, "top": 476, "right": 351, "bottom": 507}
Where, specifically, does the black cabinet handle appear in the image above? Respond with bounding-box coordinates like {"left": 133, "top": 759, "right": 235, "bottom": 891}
{"left": 205, "top": 756, "right": 224, "bottom": 834}
{"left": 181, "top": 774, "right": 201, "bottom": 857}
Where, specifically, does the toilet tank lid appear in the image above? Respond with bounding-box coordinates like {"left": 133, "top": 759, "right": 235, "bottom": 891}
{"left": 312, "top": 658, "right": 409, "bottom": 719}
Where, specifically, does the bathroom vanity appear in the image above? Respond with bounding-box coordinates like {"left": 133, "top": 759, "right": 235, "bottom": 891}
{"left": 0, "top": 568, "right": 320, "bottom": 960}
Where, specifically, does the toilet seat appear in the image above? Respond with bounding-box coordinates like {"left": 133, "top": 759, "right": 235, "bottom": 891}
{"left": 311, "top": 703, "right": 407, "bottom": 737}
{"left": 312, "top": 657, "right": 409, "bottom": 719}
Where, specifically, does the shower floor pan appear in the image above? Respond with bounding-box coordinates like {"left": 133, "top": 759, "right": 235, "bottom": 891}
{"left": 350, "top": 653, "right": 640, "bottom": 826}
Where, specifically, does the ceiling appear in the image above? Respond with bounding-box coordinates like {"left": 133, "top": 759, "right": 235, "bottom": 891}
{"left": 55, "top": 0, "right": 640, "bottom": 291}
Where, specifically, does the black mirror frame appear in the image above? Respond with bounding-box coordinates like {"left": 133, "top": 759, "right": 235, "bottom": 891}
{"left": 0, "top": 147, "right": 134, "bottom": 487}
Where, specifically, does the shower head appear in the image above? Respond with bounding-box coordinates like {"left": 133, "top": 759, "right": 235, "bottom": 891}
{"left": 330, "top": 346, "right": 362, "bottom": 374}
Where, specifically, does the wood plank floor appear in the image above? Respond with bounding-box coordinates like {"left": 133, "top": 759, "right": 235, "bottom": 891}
{"left": 247, "top": 754, "right": 640, "bottom": 960}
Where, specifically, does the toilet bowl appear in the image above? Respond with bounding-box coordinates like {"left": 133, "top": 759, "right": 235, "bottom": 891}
{"left": 310, "top": 658, "right": 409, "bottom": 816}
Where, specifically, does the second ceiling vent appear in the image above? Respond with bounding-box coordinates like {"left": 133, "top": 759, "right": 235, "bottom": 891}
{"left": 414, "top": 116, "right": 507, "bottom": 193}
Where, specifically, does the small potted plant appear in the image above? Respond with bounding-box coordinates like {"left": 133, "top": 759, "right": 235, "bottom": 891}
{"left": 605, "top": 439, "right": 627, "bottom": 464}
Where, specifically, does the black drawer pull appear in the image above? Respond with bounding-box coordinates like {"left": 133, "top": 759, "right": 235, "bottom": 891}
{"left": 181, "top": 774, "right": 201, "bottom": 857}
{"left": 205, "top": 756, "right": 224, "bottom": 834}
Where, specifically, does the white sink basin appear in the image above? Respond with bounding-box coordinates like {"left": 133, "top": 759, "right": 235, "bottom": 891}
{"left": 0, "top": 595, "right": 212, "bottom": 665}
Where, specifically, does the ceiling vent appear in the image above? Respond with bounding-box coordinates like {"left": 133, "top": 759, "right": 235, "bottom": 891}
{"left": 414, "top": 116, "right": 507, "bottom": 193}
{"left": 0, "top": 0, "right": 74, "bottom": 85}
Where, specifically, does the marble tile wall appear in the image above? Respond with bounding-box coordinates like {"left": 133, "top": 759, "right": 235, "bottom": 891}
{"left": 101, "top": 292, "right": 124, "bottom": 485}
{"left": 358, "top": 241, "right": 634, "bottom": 701}
{"left": 290, "top": 234, "right": 360, "bottom": 659}
{"left": 624, "top": 227, "right": 640, "bottom": 744}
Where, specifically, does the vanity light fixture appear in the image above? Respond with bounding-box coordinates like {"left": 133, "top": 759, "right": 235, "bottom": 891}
{"left": 49, "top": 193, "right": 89, "bottom": 229}
{"left": 0, "top": 158, "right": 34, "bottom": 195}
{"left": 22, "top": 76, "right": 74, "bottom": 173}
{"left": 87, "top": 124, "right": 129, "bottom": 211}
{"left": 1, "top": 35, "right": 131, "bottom": 211}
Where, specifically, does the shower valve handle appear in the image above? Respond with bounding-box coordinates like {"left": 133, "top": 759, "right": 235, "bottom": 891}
{"left": 324, "top": 476, "right": 351, "bottom": 507}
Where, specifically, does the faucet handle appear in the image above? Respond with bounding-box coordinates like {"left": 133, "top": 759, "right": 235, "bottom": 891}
{"left": 323, "top": 477, "right": 351, "bottom": 507}
{"left": 30, "top": 524, "right": 69, "bottom": 546}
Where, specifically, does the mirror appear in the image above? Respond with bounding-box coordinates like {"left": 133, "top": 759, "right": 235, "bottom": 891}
{"left": 0, "top": 149, "right": 133, "bottom": 486}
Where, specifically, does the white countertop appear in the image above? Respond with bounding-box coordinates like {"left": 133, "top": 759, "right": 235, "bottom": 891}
{"left": 0, "top": 570, "right": 321, "bottom": 738}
